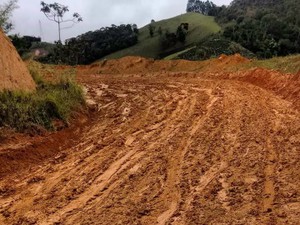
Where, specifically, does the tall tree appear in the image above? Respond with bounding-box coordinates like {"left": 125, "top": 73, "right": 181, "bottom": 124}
{"left": 40, "top": 1, "right": 82, "bottom": 42}
{"left": 149, "top": 24, "right": 155, "bottom": 37}
{"left": 0, "top": 0, "right": 18, "bottom": 33}
{"left": 158, "top": 26, "right": 163, "bottom": 36}
{"left": 132, "top": 24, "right": 139, "bottom": 34}
{"left": 148, "top": 20, "right": 156, "bottom": 37}
{"left": 177, "top": 24, "right": 187, "bottom": 43}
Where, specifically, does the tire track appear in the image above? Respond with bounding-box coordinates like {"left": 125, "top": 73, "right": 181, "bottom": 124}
{"left": 0, "top": 75, "right": 299, "bottom": 225}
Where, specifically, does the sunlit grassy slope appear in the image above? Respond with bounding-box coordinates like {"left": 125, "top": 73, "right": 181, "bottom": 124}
{"left": 255, "top": 55, "right": 300, "bottom": 74}
{"left": 240, "top": 55, "right": 300, "bottom": 74}
{"left": 164, "top": 47, "right": 196, "bottom": 60}
{"left": 103, "top": 13, "right": 221, "bottom": 60}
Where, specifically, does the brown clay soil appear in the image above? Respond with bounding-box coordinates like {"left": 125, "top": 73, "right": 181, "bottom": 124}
{"left": 0, "top": 55, "right": 299, "bottom": 225}
{"left": 0, "top": 30, "right": 36, "bottom": 91}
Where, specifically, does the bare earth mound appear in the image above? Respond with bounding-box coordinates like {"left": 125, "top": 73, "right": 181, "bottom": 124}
{"left": 0, "top": 30, "right": 35, "bottom": 91}
{"left": 0, "top": 56, "right": 299, "bottom": 225}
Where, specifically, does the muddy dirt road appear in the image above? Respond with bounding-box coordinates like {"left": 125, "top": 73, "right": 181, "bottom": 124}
{"left": 0, "top": 61, "right": 300, "bottom": 224}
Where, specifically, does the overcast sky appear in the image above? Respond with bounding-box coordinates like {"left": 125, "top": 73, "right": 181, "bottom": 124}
{"left": 2, "top": 0, "right": 232, "bottom": 42}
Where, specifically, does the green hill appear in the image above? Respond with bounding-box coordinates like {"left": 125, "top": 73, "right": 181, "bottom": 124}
{"left": 103, "top": 13, "right": 221, "bottom": 60}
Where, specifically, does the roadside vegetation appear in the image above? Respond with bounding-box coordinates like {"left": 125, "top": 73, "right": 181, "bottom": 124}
{"left": 217, "top": 54, "right": 300, "bottom": 74}
{"left": 242, "top": 54, "right": 300, "bottom": 74}
{"left": 0, "top": 65, "right": 85, "bottom": 131}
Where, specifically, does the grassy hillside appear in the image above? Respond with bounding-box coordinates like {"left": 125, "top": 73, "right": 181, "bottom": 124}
{"left": 164, "top": 47, "right": 196, "bottom": 60}
{"left": 242, "top": 54, "right": 300, "bottom": 74}
{"left": 103, "top": 13, "right": 221, "bottom": 60}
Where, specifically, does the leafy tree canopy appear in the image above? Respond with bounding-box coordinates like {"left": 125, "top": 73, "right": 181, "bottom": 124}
{"left": 0, "top": 0, "right": 18, "bottom": 33}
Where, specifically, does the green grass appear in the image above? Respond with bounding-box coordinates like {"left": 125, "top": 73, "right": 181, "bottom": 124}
{"left": 164, "top": 46, "right": 196, "bottom": 60}
{"left": 0, "top": 67, "right": 85, "bottom": 131}
{"left": 103, "top": 13, "right": 221, "bottom": 60}
{"left": 251, "top": 55, "right": 300, "bottom": 74}
{"left": 234, "top": 54, "right": 300, "bottom": 74}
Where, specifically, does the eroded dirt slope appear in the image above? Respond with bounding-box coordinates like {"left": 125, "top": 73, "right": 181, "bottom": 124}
{"left": 0, "top": 30, "right": 35, "bottom": 91}
{"left": 0, "top": 57, "right": 299, "bottom": 225}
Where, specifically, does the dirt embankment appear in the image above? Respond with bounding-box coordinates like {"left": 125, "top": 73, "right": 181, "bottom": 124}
{"left": 0, "top": 55, "right": 299, "bottom": 225}
{"left": 231, "top": 68, "right": 300, "bottom": 110}
{"left": 0, "top": 30, "right": 36, "bottom": 91}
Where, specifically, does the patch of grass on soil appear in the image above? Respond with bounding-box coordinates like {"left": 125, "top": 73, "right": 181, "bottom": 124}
{"left": 0, "top": 67, "right": 85, "bottom": 131}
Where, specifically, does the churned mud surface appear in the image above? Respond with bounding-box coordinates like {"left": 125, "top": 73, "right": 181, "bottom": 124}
{"left": 0, "top": 56, "right": 299, "bottom": 225}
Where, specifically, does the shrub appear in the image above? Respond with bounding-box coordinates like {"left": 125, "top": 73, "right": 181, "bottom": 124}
{"left": 0, "top": 68, "right": 85, "bottom": 131}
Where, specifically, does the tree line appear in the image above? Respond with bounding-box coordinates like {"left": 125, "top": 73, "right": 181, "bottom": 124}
{"left": 39, "top": 24, "right": 138, "bottom": 65}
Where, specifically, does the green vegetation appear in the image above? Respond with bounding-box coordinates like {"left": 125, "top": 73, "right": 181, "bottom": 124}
{"left": 219, "top": 54, "right": 300, "bottom": 74}
{"left": 0, "top": 0, "right": 18, "bottom": 33}
{"left": 173, "top": 34, "right": 255, "bottom": 60}
{"left": 0, "top": 66, "right": 85, "bottom": 131}
{"left": 178, "top": 0, "right": 300, "bottom": 61}
{"left": 164, "top": 47, "right": 196, "bottom": 60}
{"left": 12, "top": 13, "right": 220, "bottom": 64}
{"left": 186, "top": 0, "right": 222, "bottom": 16}
{"left": 8, "top": 34, "right": 55, "bottom": 60}
{"left": 243, "top": 54, "right": 300, "bottom": 74}
{"left": 104, "top": 13, "right": 221, "bottom": 60}
{"left": 39, "top": 24, "right": 138, "bottom": 65}
{"left": 217, "top": 0, "right": 300, "bottom": 58}
{"left": 9, "top": 35, "right": 41, "bottom": 56}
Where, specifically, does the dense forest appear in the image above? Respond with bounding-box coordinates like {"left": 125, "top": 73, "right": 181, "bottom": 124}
{"left": 187, "top": 0, "right": 300, "bottom": 59}
{"left": 219, "top": 0, "right": 300, "bottom": 58}
{"left": 9, "top": 35, "right": 41, "bottom": 56}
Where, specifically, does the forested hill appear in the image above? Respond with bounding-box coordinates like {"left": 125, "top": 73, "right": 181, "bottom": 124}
{"left": 218, "top": 0, "right": 300, "bottom": 58}
{"left": 218, "top": 0, "right": 300, "bottom": 24}
{"left": 181, "top": 0, "right": 300, "bottom": 60}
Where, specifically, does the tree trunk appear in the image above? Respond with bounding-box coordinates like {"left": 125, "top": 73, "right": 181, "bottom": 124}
{"left": 58, "top": 21, "right": 61, "bottom": 42}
